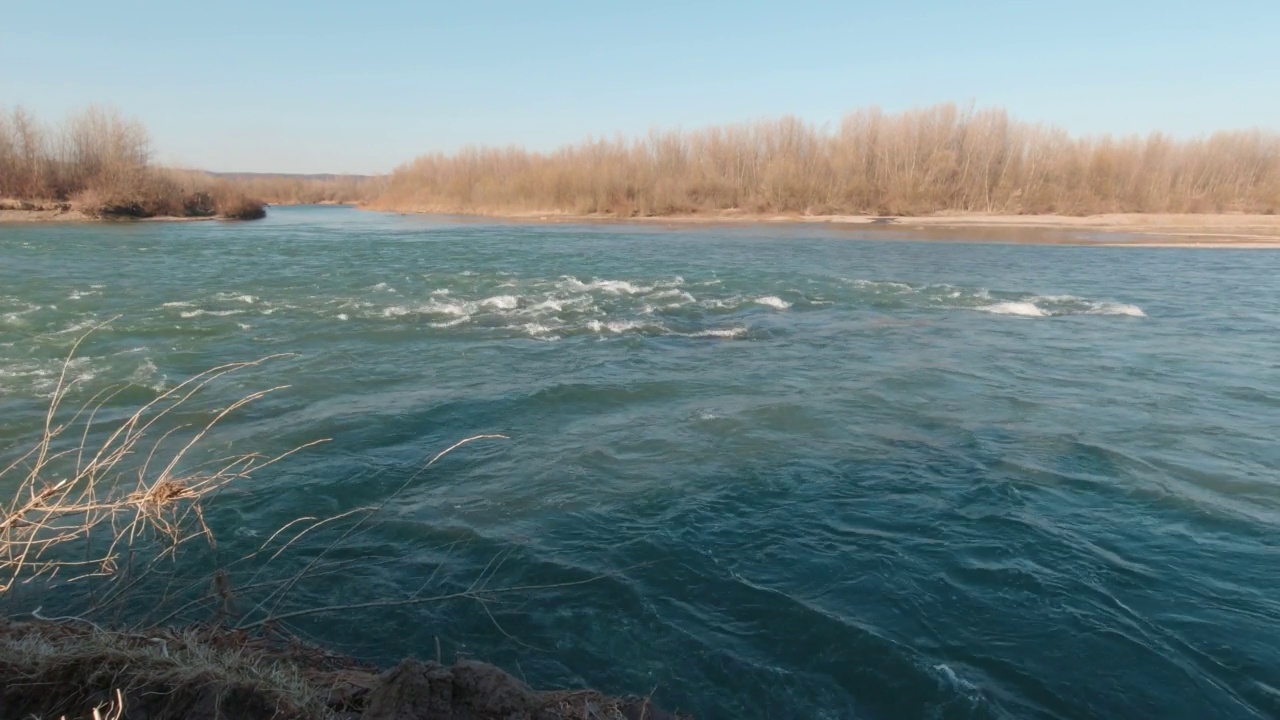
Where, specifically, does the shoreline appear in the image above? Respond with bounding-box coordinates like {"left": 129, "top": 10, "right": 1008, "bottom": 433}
{"left": 1, "top": 618, "right": 685, "bottom": 720}
{"left": 377, "top": 207, "right": 1280, "bottom": 247}
{"left": 0, "top": 197, "right": 266, "bottom": 223}
{"left": 0, "top": 208, "right": 242, "bottom": 224}
{"left": 9, "top": 202, "right": 1280, "bottom": 247}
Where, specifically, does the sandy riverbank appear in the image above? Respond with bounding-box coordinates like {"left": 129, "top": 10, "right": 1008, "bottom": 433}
{"left": 0, "top": 198, "right": 264, "bottom": 223}
{"left": 386, "top": 209, "right": 1280, "bottom": 247}
{"left": 0, "top": 208, "right": 233, "bottom": 223}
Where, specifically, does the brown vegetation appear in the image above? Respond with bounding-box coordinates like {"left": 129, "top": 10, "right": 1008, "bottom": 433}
{"left": 0, "top": 105, "right": 265, "bottom": 220}
{"left": 0, "top": 621, "right": 682, "bottom": 720}
{"left": 370, "top": 103, "right": 1280, "bottom": 217}
{"left": 212, "top": 172, "right": 384, "bottom": 206}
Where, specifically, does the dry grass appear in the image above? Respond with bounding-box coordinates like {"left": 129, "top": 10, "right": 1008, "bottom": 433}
{"left": 0, "top": 620, "right": 342, "bottom": 719}
{"left": 1, "top": 620, "right": 685, "bottom": 720}
{"left": 0, "top": 330, "right": 317, "bottom": 596}
{"left": 370, "top": 102, "right": 1280, "bottom": 217}
{"left": 0, "top": 105, "right": 266, "bottom": 220}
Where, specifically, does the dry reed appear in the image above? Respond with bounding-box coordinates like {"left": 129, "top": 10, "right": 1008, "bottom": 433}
{"left": 0, "top": 331, "right": 316, "bottom": 596}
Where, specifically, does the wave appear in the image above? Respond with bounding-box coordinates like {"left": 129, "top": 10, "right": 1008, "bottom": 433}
{"left": 931, "top": 663, "right": 982, "bottom": 702}
{"left": 180, "top": 309, "right": 242, "bottom": 318}
{"left": 529, "top": 297, "right": 566, "bottom": 312}
{"left": 686, "top": 327, "right": 748, "bottom": 338}
{"left": 979, "top": 301, "right": 1048, "bottom": 317}
{"left": 703, "top": 297, "right": 742, "bottom": 309}
{"left": 129, "top": 357, "right": 167, "bottom": 392}
{"left": 558, "top": 277, "right": 653, "bottom": 295}
{"left": 480, "top": 295, "right": 519, "bottom": 310}
{"left": 0, "top": 357, "right": 97, "bottom": 395}
{"left": 754, "top": 296, "right": 792, "bottom": 310}
{"left": 851, "top": 279, "right": 913, "bottom": 292}
{"left": 978, "top": 296, "right": 1147, "bottom": 318}
{"left": 520, "top": 322, "right": 560, "bottom": 339}
{"left": 840, "top": 279, "right": 1145, "bottom": 318}
{"left": 649, "top": 289, "right": 696, "bottom": 304}
{"left": 587, "top": 319, "right": 660, "bottom": 334}
{"left": 429, "top": 316, "right": 471, "bottom": 328}
{"left": 1092, "top": 304, "right": 1145, "bottom": 317}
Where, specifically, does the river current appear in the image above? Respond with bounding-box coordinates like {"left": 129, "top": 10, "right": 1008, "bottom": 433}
{"left": 1, "top": 206, "right": 1277, "bottom": 719}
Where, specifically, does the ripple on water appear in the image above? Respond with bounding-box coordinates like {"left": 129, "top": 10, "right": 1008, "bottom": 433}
{"left": 0, "top": 209, "right": 1275, "bottom": 720}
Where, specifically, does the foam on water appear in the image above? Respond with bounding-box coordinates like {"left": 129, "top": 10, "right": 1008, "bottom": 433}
{"left": 1088, "top": 302, "right": 1146, "bottom": 317}
{"left": 429, "top": 301, "right": 471, "bottom": 316}
{"left": 180, "top": 309, "right": 242, "bottom": 318}
{"left": 703, "top": 297, "right": 743, "bottom": 309}
{"left": 1031, "top": 294, "right": 1147, "bottom": 316}
{"left": 979, "top": 301, "right": 1049, "bottom": 317}
{"left": 559, "top": 277, "right": 654, "bottom": 294}
{"left": 429, "top": 316, "right": 471, "bottom": 328}
{"left": 649, "top": 289, "right": 696, "bottom": 303}
{"left": 520, "top": 322, "right": 560, "bottom": 340}
{"left": 931, "top": 663, "right": 982, "bottom": 704}
{"left": 587, "top": 319, "right": 659, "bottom": 334}
{"left": 687, "top": 327, "right": 748, "bottom": 339}
{"left": 529, "top": 298, "right": 566, "bottom": 312}
{"left": 852, "top": 279, "right": 914, "bottom": 292}
{"left": 974, "top": 295, "right": 1147, "bottom": 318}
{"left": 129, "top": 357, "right": 167, "bottom": 392}
{"left": 754, "top": 296, "right": 792, "bottom": 310}
{"left": 481, "top": 295, "right": 519, "bottom": 310}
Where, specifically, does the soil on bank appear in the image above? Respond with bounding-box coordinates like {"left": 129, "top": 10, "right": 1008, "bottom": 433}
{"left": 0, "top": 620, "right": 686, "bottom": 720}
{"left": 375, "top": 207, "right": 1280, "bottom": 246}
{"left": 0, "top": 197, "right": 266, "bottom": 223}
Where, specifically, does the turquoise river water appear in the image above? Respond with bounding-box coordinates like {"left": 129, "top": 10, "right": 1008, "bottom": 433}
{"left": 1, "top": 206, "right": 1277, "bottom": 719}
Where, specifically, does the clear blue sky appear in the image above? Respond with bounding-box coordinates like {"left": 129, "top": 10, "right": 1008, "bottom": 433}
{"left": 2, "top": 0, "right": 1276, "bottom": 174}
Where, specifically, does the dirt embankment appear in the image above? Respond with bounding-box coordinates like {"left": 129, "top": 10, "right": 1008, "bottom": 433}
{"left": 0, "top": 620, "right": 685, "bottom": 720}
{"left": 0, "top": 196, "right": 266, "bottom": 223}
{"left": 0, "top": 198, "right": 95, "bottom": 222}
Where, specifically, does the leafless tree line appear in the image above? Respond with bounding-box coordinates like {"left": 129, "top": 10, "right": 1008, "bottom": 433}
{"left": 371, "top": 103, "right": 1280, "bottom": 217}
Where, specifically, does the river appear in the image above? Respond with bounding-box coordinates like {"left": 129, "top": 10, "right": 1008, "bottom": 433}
{"left": 1, "top": 206, "right": 1277, "bottom": 719}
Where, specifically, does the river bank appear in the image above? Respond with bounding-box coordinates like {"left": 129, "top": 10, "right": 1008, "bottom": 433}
{"left": 0, "top": 196, "right": 266, "bottom": 223}
{"left": 380, "top": 208, "right": 1280, "bottom": 246}
{"left": 0, "top": 619, "right": 683, "bottom": 720}
{"left": 0, "top": 205, "right": 225, "bottom": 223}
